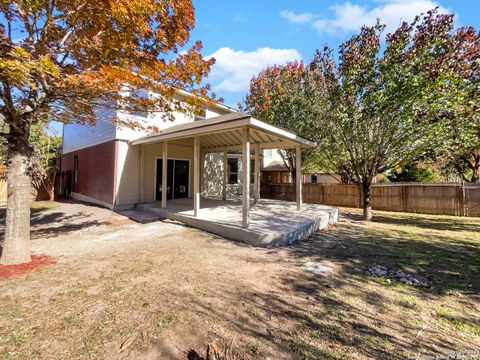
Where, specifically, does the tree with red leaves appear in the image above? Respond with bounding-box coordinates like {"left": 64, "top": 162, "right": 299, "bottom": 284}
{"left": 242, "top": 61, "right": 317, "bottom": 181}
{"left": 245, "top": 8, "right": 479, "bottom": 221}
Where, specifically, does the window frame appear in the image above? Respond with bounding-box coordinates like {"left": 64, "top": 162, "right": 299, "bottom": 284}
{"left": 73, "top": 155, "right": 79, "bottom": 184}
{"left": 250, "top": 159, "right": 255, "bottom": 184}
{"left": 227, "top": 157, "right": 239, "bottom": 184}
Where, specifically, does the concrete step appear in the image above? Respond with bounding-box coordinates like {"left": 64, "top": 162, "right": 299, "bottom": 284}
{"left": 117, "top": 209, "right": 163, "bottom": 224}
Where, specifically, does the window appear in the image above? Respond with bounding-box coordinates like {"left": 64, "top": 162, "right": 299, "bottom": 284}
{"left": 263, "top": 149, "right": 273, "bottom": 157}
{"left": 227, "top": 158, "right": 238, "bottom": 184}
{"left": 250, "top": 159, "right": 255, "bottom": 184}
{"left": 73, "top": 155, "right": 79, "bottom": 183}
{"left": 311, "top": 174, "right": 318, "bottom": 184}
{"left": 282, "top": 173, "right": 292, "bottom": 183}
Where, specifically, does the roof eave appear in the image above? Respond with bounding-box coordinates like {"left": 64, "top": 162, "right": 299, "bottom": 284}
{"left": 130, "top": 115, "right": 316, "bottom": 148}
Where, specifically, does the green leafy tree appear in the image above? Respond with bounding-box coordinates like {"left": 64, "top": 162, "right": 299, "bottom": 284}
{"left": 30, "top": 125, "right": 61, "bottom": 201}
{"left": 245, "top": 9, "right": 477, "bottom": 220}
{"left": 307, "top": 10, "right": 475, "bottom": 220}
{"left": 437, "top": 142, "right": 479, "bottom": 183}
{"left": 386, "top": 162, "right": 440, "bottom": 183}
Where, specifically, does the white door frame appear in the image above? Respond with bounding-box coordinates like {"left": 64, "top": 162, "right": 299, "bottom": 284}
{"left": 154, "top": 156, "right": 191, "bottom": 201}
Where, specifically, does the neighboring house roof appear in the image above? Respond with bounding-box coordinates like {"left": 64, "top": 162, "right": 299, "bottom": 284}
{"left": 130, "top": 112, "right": 316, "bottom": 150}
{"left": 262, "top": 160, "right": 289, "bottom": 172}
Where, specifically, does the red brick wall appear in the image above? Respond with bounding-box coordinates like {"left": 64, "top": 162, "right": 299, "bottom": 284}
{"left": 61, "top": 140, "right": 117, "bottom": 206}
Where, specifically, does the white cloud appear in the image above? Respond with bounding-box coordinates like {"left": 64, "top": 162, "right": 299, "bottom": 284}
{"left": 316, "top": 0, "right": 450, "bottom": 34}
{"left": 280, "top": 10, "right": 318, "bottom": 24}
{"left": 281, "top": 1, "right": 452, "bottom": 35}
{"left": 233, "top": 12, "right": 247, "bottom": 23}
{"left": 205, "top": 47, "right": 302, "bottom": 93}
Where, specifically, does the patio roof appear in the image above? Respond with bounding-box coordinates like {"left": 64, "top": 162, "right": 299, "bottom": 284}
{"left": 133, "top": 112, "right": 310, "bottom": 229}
{"left": 130, "top": 112, "right": 315, "bottom": 151}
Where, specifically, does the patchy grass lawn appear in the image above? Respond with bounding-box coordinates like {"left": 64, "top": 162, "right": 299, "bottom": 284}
{"left": 0, "top": 201, "right": 58, "bottom": 218}
{"left": 30, "top": 202, "right": 59, "bottom": 214}
{"left": 0, "top": 205, "right": 479, "bottom": 359}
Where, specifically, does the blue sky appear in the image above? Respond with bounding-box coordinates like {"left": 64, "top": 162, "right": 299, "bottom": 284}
{"left": 184, "top": 0, "right": 480, "bottom": 108}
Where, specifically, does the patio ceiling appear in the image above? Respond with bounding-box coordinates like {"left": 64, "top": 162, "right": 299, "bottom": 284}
{"left": 130, "top": 112, "right": 315, "bottom": 152}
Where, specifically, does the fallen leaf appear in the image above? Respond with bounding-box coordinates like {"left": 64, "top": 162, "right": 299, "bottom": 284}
{"left": 141, "top": 330, "right": 148, "bottom": 344}
{"left": 118, "top": 335, "right": 136, "bottom": 353}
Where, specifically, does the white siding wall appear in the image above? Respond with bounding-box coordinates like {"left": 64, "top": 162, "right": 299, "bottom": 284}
{"left": 115, "top": 141, "right": 141, "bottom": 206}
{"left": 62, "top": 108, "right": 116, "bottom": 154}
{"left": 115, "top": 110, "right": 195, "bottom": 142}
{"left": 205, "top": 106, "right": 231, "bottom": 118}
{"left": 262, "top": 149, "right": 284, "bottom": 168}
{"left": 63, "top": 102, "right": 234, "bottom": 154}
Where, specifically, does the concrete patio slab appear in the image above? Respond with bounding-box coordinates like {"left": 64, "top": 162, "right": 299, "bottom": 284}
{"left": 117, "top": 209, "right": 162, "bottom": 224}
{"left": 137, "top": 198, "right": 338, "bottom": 247}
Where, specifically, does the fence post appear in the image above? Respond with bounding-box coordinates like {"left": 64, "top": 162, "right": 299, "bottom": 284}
{"left": 459, "top": 181, "right": 466, "bottom": 217}
{"left": 357, "top": 184, "right": 362, "bottom": 209}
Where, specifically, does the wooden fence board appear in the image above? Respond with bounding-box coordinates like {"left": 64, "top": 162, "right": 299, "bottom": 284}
{"left": 261, "top": 182, "right": 480, "bottom": 217}
{"left": 0, "top": 171, "right": 52, "bottom": 207}
{"left": 465, "top": 185, "right": 480, "bottom": 217}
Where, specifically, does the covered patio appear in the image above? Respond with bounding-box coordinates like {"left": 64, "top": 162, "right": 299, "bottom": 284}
{"left": 131, "top": 112, "right": 338, "bottom": 246}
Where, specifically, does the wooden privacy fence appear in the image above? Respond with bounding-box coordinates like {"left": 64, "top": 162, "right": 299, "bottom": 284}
{"left": 0, "top": 171, "right": 52, "bottom": 207}
{"left": 261, "top": 182, "right": 480, "bottom": 217}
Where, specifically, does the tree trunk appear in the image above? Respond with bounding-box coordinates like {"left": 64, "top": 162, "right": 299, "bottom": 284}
{"left": 278, "top": 149, "right": 296, "bottom": 183}
{"left": 0, "top": 125, "right": 32, "bottom": 265}
{"left": 471, "top": 154, "right": 479, "bottom": 183}
{"left": 472, "top": 170, "right": 479, "bottom": 183}
{"left": 362, "top": 180, "right": 373, "bottom": 221}
{"left": 290, "top": 167, "right": 296, "bottom": 184}
{"left": 48, "top": 187, "right": 55, "bottom": 201}
{"left": 47, "top": 178, "right": 55, "bottom": 201}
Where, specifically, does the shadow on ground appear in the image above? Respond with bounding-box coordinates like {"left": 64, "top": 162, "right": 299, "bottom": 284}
{"left": 0, "top": 200, "right": 122, "bottom": 243}
{"left": 182, "top": 212, "right": 479, "bottom": 359}
{"left": 183, "top": 267, "right": 467, "bottom": 359}
{"left": 0, "top": 204, "right": 478, "bottom": 359}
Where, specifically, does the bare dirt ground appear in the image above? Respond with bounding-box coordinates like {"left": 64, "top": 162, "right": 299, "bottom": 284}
{"left": 0, "top": 200, "right": 479, "bottom": 359}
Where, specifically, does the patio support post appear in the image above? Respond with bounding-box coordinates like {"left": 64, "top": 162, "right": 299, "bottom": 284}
{"left": 222, "top": 151, "right": 228, "bottom": 201}
{"left": 254, "top": 144, "right": 260, "bottom": 204}
{"left": 139, "top": 144, "right": 144, "bottom": 203}
{"left": 242, "top": 128, "right": 250, "bottom": 228}
{"left": 194, "top": 136, "right": 200, "bottom": 217}
{"left": 161, "top": 141, "right": 168, "bottom": 209}
{"left": 296, "top": 144, "right": 302, "bottom": 210}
